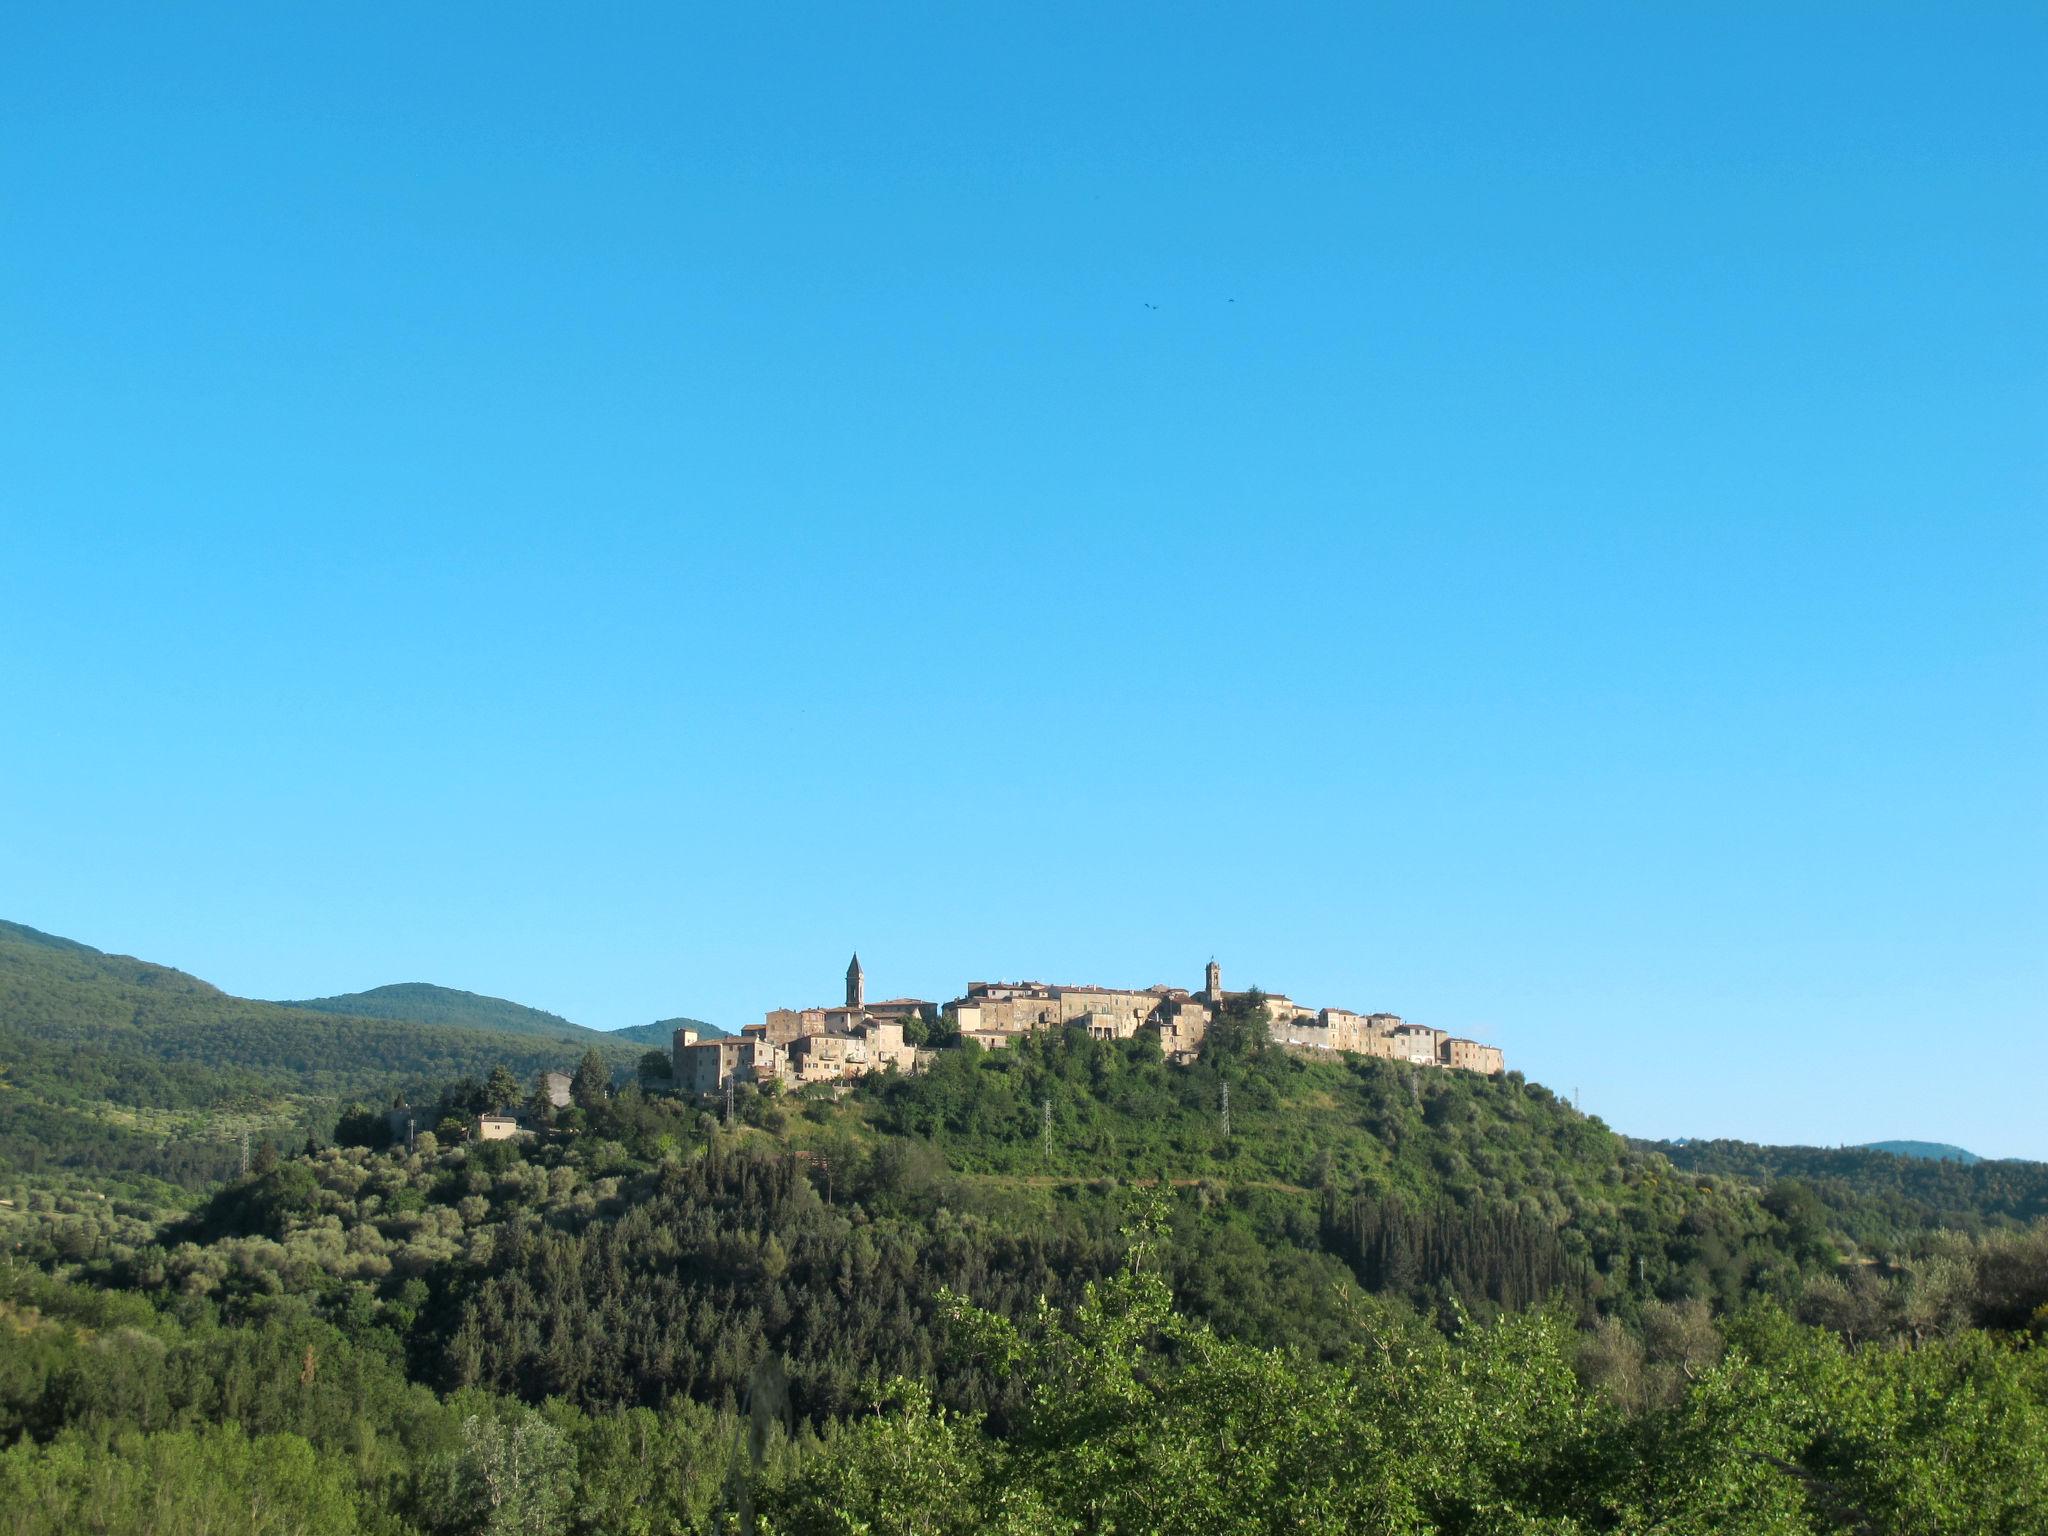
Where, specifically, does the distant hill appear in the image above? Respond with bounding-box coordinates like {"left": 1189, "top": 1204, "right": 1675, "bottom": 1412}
{"left": 0, "top": 919, "right": 644, "bottom": 1197}
{"left": 1638, "top": 1136, "right": 2048, "bottom": 1239}
{"left": 1859, "top": 1140, "right": 1981, "bottom": 1164}
{"left": 606, "top": 1016, "right": 726, "bottom": 1047}
{"left": 277, "top": 982, "right": 592, "bottom": 1041}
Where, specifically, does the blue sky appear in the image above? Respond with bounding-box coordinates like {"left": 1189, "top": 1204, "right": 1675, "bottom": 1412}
{"left": 3, "top": 5, "right": 2042, "bottom": 1155}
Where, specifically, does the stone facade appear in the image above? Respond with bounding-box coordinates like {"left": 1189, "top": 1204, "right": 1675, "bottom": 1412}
{"left": 1441, "top": 1037, "right": 1505, "bottom": 1074}
{"left": 677, "top": 957, "right": 929, "bottom": 1093}
{"left": 676, "top": 1035, "right": 784, "bottom": 1094}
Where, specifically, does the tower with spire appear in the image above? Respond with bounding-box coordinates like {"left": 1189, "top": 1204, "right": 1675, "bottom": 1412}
{"left": 1204, "top": 957, "right": 1222, "bottom": 1004}
{"left": 846, "top": 952, "right": 864, "bottom": 1010}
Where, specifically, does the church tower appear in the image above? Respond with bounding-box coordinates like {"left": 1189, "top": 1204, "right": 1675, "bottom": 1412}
{"left": 846, "top": 953, "right": 864, "bottom": 1010}
{"left": 1204, "top": 958, "right": 1221, "bottom": 1003}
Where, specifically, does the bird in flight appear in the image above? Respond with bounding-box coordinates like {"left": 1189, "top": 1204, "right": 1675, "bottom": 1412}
{"left": 1143, "top": 302, "right": 1159, "bottom": 310}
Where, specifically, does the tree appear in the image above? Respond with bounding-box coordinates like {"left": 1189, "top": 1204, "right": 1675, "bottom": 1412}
{"left": 422, "top": 1410, "right": 575, "bottom": 1536}
{"left": 524, "top": 1085, "right": 557, "bottom": 1129}
{"left": 636, "top": 1050, "right": 673, "bottom": 1088}
{"left": 484, "top": 1065, "right": 523, "bottom": 1112}
{"left": 571, "top": 1048, "right": 612, "bottom": 1110}
{"left": 1202, "top": 988, "right": 1271, "bottom": 1063}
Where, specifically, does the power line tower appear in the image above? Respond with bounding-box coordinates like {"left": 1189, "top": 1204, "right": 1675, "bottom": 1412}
{"left": 724, "top": 1076, "right": 735, "bottom": 1128}
{"left": 238, "top": 1130, "right": 250, "bottom": 1177}
{"left": 1040, "top": 1098, "right": 1053, "bottom": 1163}
{"left": 1219, "top": 1081, "right": 1231, "bottom": 1143}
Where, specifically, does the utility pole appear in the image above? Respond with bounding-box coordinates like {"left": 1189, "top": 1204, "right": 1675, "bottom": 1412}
{"left": 1220, "top": 1081, "right": 1231, "bottom": 1142}
{"left": 1041, "top": 1098, "right": 1053, "bottom": 1163}
{"left": 239, "top": 1131, "right": 250, "bottom": 1177}
{"left": 724, "top": 1075, "right": 735, "bottom": 1128}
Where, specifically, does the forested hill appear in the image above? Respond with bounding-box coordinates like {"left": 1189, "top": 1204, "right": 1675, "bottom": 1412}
{"left": 10, "top": 1001, "right": 2048, "bottom": 1529}
{"left": 276, "top": 982, "right": 593, "bottom": 1041}
{"left": 1861, "top": 1139, "right": 1981, "bottom": 1163}
{"left": 0, "top": 920, "right": 644, "bottom": 1200}
{"left": 277, "top": 983, "right": 724, "bottom": 1048}
{"left": 1637, "top": 1136, "right": 2048, "bottom": 1241}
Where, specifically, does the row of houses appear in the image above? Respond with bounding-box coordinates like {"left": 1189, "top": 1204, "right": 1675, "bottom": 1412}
{"left": 673, "top": 955, "right": 1505, "bottom": 1093}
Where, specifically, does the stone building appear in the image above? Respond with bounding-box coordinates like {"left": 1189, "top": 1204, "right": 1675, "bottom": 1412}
{"left": 1441, "top": 1037, "right": 1505, "bottom": 1074}
{"left": 677, "top": 955, "right": 930, "bottom": 1093}
{"left": 949, "top": 980, "right": 1182, "bottom": 1037}
{"left": 675, "top": 1034, "right": 783, "bottom": 1094}
{"left": 945, "top": 958, "right": 1504, "bottom": 1078}
{"left": 1388, "top": 1023, "right": 1446, "bottom": 1065}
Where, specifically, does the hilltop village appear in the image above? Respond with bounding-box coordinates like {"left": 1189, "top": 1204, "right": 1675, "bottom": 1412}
{"left": 673, "top": 955, "right": 1504, "bottom": 1093}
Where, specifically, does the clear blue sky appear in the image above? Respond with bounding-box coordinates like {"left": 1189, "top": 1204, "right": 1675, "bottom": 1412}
{"left": 3, "top": 5, "right": 2042, "bottom": 1156}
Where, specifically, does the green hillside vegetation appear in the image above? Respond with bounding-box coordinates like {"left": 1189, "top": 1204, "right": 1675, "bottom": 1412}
{"left": 1639, "top": 1137, "right": 2048, "bottom": 1245}
{"left": 0, "top": 922, "right": 642, "bottom": 1207}
{"left": 278, "top": 982, "right": 591, "bottom": 1040}
{"left": 4, "top": 1021, "right": 2045, "bottom": 1533}
{"left": 1861, "top": 1139, "right": 1982, "bottom": 1164}
{"left": 6, "top": 939, "right": 2048, "bottom": 1530}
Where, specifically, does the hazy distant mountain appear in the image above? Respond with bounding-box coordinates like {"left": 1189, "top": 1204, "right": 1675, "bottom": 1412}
{"left": 277, "top": 982, "right": 592, "bottom": 1041}
{"left": 1859, "top": 1140, "right": 1982, "bottom": 1165}
{"left": 606, "top": 1016, "right": 727, "bottom": 1046}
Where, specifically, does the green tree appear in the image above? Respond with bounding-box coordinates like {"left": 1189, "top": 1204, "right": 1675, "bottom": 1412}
{"left": 571, "top": 1047, "right": 612, "bottom": 1110}
{"left": 422, "top": 1409, "right": 576, "bottom": 1536}
{"left": 484, "top": 1064, "right": 523, "bottom": 1111}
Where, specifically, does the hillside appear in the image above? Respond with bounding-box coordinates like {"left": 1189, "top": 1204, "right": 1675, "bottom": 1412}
{"left": 101, "top": 1033, "right": 1790, "bottom": 1410}
{"left": 0, "top": 920, "right": 643, "bottom": 1201}
{"left": 277, "top": 981, "right": 592, "bottom": 1041}
{"left": 276, "top": 986, "right": 725, "bottom": 1049}
{"left": 1636, "top": 1136, "right": 2048, "bottom": 1242}
{"left": 10, "top": 1010, "right": 2048, "bottom": 1531}
{"left": 1861, "top": 1139, "right": 1982, "bottom": 1164}
{"left": 150, "top": 1025, "right": 2036, "bottom": 1414}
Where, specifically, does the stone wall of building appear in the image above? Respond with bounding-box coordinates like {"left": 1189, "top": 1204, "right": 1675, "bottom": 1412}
{"left": 1442, "top": 1037, "right": 1504, "bottom": 1074}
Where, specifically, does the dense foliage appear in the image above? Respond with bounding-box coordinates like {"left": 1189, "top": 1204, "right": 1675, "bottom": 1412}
{"left": 278, "top": 982, "right": 596, "bottom": 1040}
{"left": 5, "top": 925, "right": 2047, "bottom": 1532}
{"left": 1642, "top": 1136, "right": 2048, "bottom": 1241}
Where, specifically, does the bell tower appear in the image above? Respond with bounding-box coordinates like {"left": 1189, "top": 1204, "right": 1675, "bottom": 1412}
{"left": 846, "top": 953, "right": 864, "bottom": 1010}
{"left": 1204, "top": 958, "right": 1221, "bottom": 1003}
